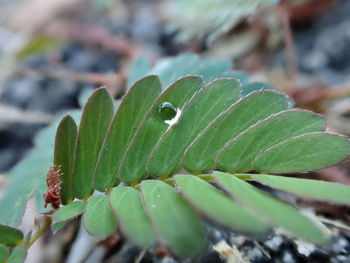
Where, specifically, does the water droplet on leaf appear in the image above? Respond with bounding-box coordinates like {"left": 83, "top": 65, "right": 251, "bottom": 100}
{"left": 159, "top": 102, "right": 181, "bottom": 126}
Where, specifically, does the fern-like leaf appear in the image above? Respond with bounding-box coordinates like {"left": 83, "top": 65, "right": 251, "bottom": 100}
{"left": 49, "top": 73, "right": 350, "bottom": 257}
{"left": 160, "top": 0, "right": 279, "bottom": 41}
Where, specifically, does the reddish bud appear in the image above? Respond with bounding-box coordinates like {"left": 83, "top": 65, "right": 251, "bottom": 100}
{"left": 43, "top": 166, "right": 62, "bottom": 210}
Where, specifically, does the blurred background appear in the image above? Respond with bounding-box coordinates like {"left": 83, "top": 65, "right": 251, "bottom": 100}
{"left": 0, "top": 0, "right": 350, "bottom": 262}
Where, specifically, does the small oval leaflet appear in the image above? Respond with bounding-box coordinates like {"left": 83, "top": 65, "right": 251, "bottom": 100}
{"left": 159, "top": 102, "right": 181, "bottom": 125}
{"left": 0, "top": 245, "right": 9, "bottom": 262}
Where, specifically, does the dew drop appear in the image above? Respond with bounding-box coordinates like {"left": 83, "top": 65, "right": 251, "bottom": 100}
{"left": 158, "top": 102, "right": 181, "bottom": 126}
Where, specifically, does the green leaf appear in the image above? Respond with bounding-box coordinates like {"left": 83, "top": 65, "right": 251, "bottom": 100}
{"left": 183, "top": 91, "right": 288, "bottom": 173}
{"left": 214, "top": 172, "right": 329, "bottom": 244}
{"left": 244, "top": 174, "right": 350, "bottom": 206}
{"left": 141, "top": 180, "right": 206, "bottom": 258}
{"left": 0, "top": 150, "right": 50, "bottom": 226}
{"left": 7, "top": 246, "right": 26, "bottom": 263}
{"left": 127, "top": 56, "right": 152, "bottom": 88}
{"left": 147, "top": 54, "right": 245, "bottom": 88}
{"left": 254, "top": 132, "right": 350, "bottom": 173}
{"left": 79, "top": 88, "right": 95, "bottom": 108}
{"left": 51, "top": 222, "right": 68, "bottom": 234}
{"left": 175, "top": 175, "right": 268, "bottom": 234}
{"left": 148, "top": 54, "right": 200, "bottom": 87}
{"left": 0, "top": 225, "right": 23, "bottom": 247}
{"left": 119, "top": 76, "right": 203, "bottom": 184}
{"left": 16, "top": 36, "right": 64, "bottom": 59}
{"left": 53, "top": 200, "right": 86, "bottom": 223}
{"left": 54, "top": 115, "right": 78, "bottom": 204}
{"left": 73, "top": 88, "right": 114, "bottom": 199}
{"left": 217, "top": 109, "right": 325, "bottom": 172}
{"left": 110, "top": 187, "right": 155, "bottom": 247}
{"left": 83, "top": 195, "right": 117, "bottom": 239}
{"left": 161, "top": 0, "right": 279, "bottom": 41}
{"left": 241, "top": 82, "right": 274, "bottom": 96}
{"left": 148, "top": 78, "right": 241, "bottom": 177}
{"left": 0, "top": 245, "right": 9, "bottom": 263}
{"left": 222, "top": 71, "right": 249, "bottom": 85}
{"left": 94, "top": 76, "right": 162, "bottom": 191}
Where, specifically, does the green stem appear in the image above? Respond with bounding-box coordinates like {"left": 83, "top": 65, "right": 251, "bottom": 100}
{"left": 26, "top": 215, "right": 52, "bottom": 249}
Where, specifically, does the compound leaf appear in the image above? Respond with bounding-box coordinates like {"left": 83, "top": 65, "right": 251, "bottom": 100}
{"left": 254, "top": 132, "right": 350, "bottom": 173}
{"left": 73, "top": 88, "right": 114, "bottom": 199}
{"left": 83, "top": 195, "right": 117, "bottom": 239}
{"left": 0, "top": 225, "right": 23, "bottom": 247}
{"left": 119, "top": 76, "right": 203, "bottom": 184}
{"left": 175, "top": 175, "right": 268, "bottom": 234}
{"left": 110, "top": 187, "right": 155, "bottom": 247}
{"left": 148, "top": 78, "right": 241, "bottom": 177}
{"left": 54, "top": 115, "right": 78, "bottom": 204}
{"left": 94, "top": 76, "right": 162, "bottom": 191}
{"left": 217, "top": 109, "right": 325, "bottom": 172}
{"left": 141, "top": 180, "right": 206, "bottom": 258}
{"left": 53, "top": 200, "right": 86, "bottom": 223}
{"left": 183, "top": 91, "right": 288, "bottom": 173}
{"left": 214, "top": 172, "right": 329, "bottom": 245}
{"left": 244, "top": 174, "right": 350, "bottom": 206}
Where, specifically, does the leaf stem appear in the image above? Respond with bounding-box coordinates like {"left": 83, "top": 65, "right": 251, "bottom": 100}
{"left": 26, "top": 215, "right": 52, "bottom": 249}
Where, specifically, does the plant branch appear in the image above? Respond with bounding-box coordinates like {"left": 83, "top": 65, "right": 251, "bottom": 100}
{"left": 323, "top": 84, "right": 350, "bottom": 100}
{"left": 26, "top": 215, "right": 52, "bottom": 249}
{"left": 43, "top": 19, "right": 137, "bottom": 58}
{"left": 16, "top": 67, "right": 126, "bottom": 98}
{"left": 135, "top": 246, "right": 149, "bottom": 263}
{"left": 278, "top": 3, "right": 299, "bottom": 89}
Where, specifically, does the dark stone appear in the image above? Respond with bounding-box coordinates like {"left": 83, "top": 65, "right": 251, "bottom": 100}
{"left": 308, "top": 249, "right": 330, "bottom": 263}
{"left": 0, "top": 124, "right": 44, "bottom": 172}
{"left": 196, "top": 251, "right": 224, "bottom": 263}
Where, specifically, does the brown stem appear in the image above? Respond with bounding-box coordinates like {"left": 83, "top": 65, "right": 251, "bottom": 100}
{"left": 43, "top": 19, "right": 137, "bottom": 58}
{"left": 323, "top": 85, "right": 350, "bottom": 100}
{"left": 16, "top": 67, "right": 126, "bottom": 98}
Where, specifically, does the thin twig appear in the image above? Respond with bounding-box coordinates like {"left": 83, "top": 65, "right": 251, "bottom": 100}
{"left": 318, "top": 217, "right": 350, "bottom": 232}
{"left": 26, "top": 215, "right": 52, "bottom": 249}
{"left": 253, "top": 241, "right": 271, "bottom": 259}
{"left": 278, "top": 3, "right": 299, "bottom": 89}
{"left": 135, "top": 246, "right": 149, "bottom": 263}
{"left": 16, "top": 67, "right": 126, "bottom": 98}
{"left": 323, "top": 85, "right": 350, "bottom": 100}
{"left": 43, "top": 19, "right": 137, "bottom": 58}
